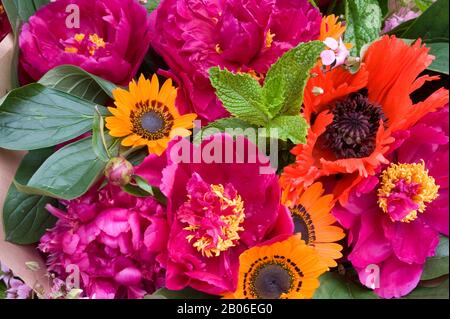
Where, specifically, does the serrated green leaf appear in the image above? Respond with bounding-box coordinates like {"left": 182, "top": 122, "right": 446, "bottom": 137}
{"left": 314, "top": 272, "right": 379, "bottom": 299}
{"left": 427, "top": 42, "right": 449, "bottom": 75}
{"left": 209, "top": 67, "right": 269, "bottom": 126}
{"left": 146, "top": 287, "right": 219, "bottom": 300}
{"left": 266, "top": 115, "right": 309, "bottom": 144}
{"left": 344, "top": 0, "right": 383, "bottom": 56}
{"left": 400, "top": 0, "right": 449, "bottom": 42}
{"left": 194, "top": 117, "right": 257, "bottom": 144}
{"left": 263, "top": 41, "right": 324, "bottom": 116}
{"left": 421, "top": 236, "right": 449, "bottom": 280}
{"left": 3, "top": 149, "right": 57, "bottom": 244}
{"left": 0, "top": 83, "right": 108, "bottom": 150}
{"left": 39, "top": 65, "right": 116, "bottom": 104}
{"left": 17, "top": 136, "right": 119, "bottom": 200}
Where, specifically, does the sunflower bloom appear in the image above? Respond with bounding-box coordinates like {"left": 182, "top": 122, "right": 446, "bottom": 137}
{"left": 281, "top": 182, "right": 345, "bottom": 268}
{"left": 106, "top": 75, "right": 197, "bottom": 156}
{"left": 224, "top": 235, "right": 327, "bottom": 299}
{"left": 281, "top": 36, "right": 449, "bottom": 205}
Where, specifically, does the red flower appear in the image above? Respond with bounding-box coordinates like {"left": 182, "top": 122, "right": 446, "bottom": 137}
{"left": 281, "top": 36, "right": 448, "bottom": 205}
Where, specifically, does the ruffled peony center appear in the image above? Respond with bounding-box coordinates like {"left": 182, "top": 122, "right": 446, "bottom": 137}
{"left": 63, "top": 33, "right": 106, "bottom": 57}
{"left": 323, "top": 92, "right": 386, "bottom": 159}
{"left": 378, "top": 161, "right": 439, "bottom": 223}
{"left": 178, "top": 174, "right": 245, "bottom": 258}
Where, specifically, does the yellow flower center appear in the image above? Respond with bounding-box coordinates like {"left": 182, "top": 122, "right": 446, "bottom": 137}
{"left": 184, "top": 184, "right": 245, "bottom": 258}
{"left": 378, "top": 161, "right": 439, "bottom": 223}
{"left": 64, "top": 33, "right": 106, "bottom": 56}
{"left": 0, "top": 5, "right": 5, "bottom": 15}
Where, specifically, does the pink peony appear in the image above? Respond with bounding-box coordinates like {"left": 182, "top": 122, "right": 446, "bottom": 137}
{"left": 39, "top": 178, "right": 169, "bottom": 299}
{"left": 149, "top": 0, "right": 322, "bottom": 122}
{"left": 140, "top": 133, "right": 294, "bottom": 295}
{"left": 333, "top": 106, "right": 449, "bottom": 298}
{"left": 19, "top": 0, "right": 151, "bottom": 85}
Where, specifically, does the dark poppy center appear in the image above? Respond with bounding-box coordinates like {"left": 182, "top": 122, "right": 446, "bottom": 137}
{"left": 253, "top": 263, "right": 292, "bottom": 299}
{"left": 141, "top": 111, "right": 164, "bottom": 133}
{"left": 323, "top": 92, "right": 386, "bottom": 159}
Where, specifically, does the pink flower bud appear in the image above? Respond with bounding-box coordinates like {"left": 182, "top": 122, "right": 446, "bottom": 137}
{"left": 104, "top": 157, "right": 134, "bottom": 186}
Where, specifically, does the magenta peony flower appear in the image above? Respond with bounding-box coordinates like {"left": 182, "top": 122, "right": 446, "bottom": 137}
{"left": 333, "top": 105, "right": 449, "bottom": 298}
{"left": 149, "top": 0, "right": 322, "bottom": 122}
{"left": 39, "top": 179, "right": 169, "bottom": 299}
{"left": 19, "top": 0, "right": 151, "bottom": 85}
{"left": 140, "top": 133, "right": 294, "bottom": 295}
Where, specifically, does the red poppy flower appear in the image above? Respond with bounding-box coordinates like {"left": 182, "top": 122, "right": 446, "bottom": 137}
{"left": 281, "top": 36, "right": 448, "bottom": 205}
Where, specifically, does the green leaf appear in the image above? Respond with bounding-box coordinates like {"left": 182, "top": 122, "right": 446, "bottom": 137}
{"left": 427, "top": 42, "right": 449, "bottom": 75}
{"left": 3, "top": 149, "right": 57, "bottom": 244}
{"left": 263, "top": 41, "right": 324, "bottom": 116}
{"left": 209, "top": 67, "right": 270, "bottom": 126}
{"left": 146, "top": 287, "right": 219, "bottom": 300}
{"left": 401, "top": 0, "right": 449, "bottom": 42}
{"left": 121, "top": 184, "right": 153, "bottom": 198}
{"left": 0, "top": 84, "right": 107, "bottom": 150}
{"left": 194, "top": 117, "right": 257, "bottom": 144}
{"left": 404, "top": 277, "right": 449, "bottom": 299}
{"left": 314, "top": 272, "right": 379, "bottom": 299}
{"left": 92, "top": 108, "right": 110, "bottom": 162}
{"left": 2, "top": 0, "right": 50, "bottom": 31}
{"left": 344, "top": 0, "right": 383, "bottom": 56}
{"left": 39, "top": 65, "right": 117, "bottom": 104}
{"left": 17, "top": 136, "right": 119, "bottom": 200}
{"left": 266, "top": 115, "right": 309, "bottom": 144}
{"left": 414, "top": 0, "right": 435, "bottom": 12}
{"left": 134, "top": 175, "right": 154, "bottom": 194}
{"left": 421, "top": 236, "right": 449, "bottom": 280}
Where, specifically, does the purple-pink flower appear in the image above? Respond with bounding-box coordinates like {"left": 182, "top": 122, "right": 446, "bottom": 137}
{"left": 333, "top": 105, "right": 449, "bottom": 298}
{"left": 19, "top": 0, "right": 151, "bottom": 85}
{"left": 149, "top": 0, "right": 322, "bottom": 123}
{"left": 140, "top": 134, "right": 294, "bottom": 295}
{"left": 39, "top": 180, "right": 169, "bottom": 299}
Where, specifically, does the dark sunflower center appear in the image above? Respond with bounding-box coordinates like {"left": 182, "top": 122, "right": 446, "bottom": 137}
{"left": 130, "top": 100, "right": 174, "bottom": 141}
{"left": 252, "top": 263, "right": 292, "bottom": 299}
{"left": 141, "top": 111, "right": 164, "bottom": 133}
{"left": 323, "top": 92, "right": 386, "bottom": 159}
{"left": 290, "top": 206, "right": 315, "bottom": 245}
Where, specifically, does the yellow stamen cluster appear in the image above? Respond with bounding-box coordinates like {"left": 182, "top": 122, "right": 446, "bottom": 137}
{"left": 378, "top": 161, "right": 439, "bottom": 223}
{"left": 64, "top": 33, "right": 106, "bottom": 56}
{"left": 265, "top": 29, "right": 275, "bottom": 48}
{"left": 0, "top": 5, "right": 5, "bottom": 15}
{"left": 185, "top": 184, "right": 245, "bottom": 258}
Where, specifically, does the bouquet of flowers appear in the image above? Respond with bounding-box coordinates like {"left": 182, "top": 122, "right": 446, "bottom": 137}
{"left": 0, "top": 0, "right": 448, "bottom": 300}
